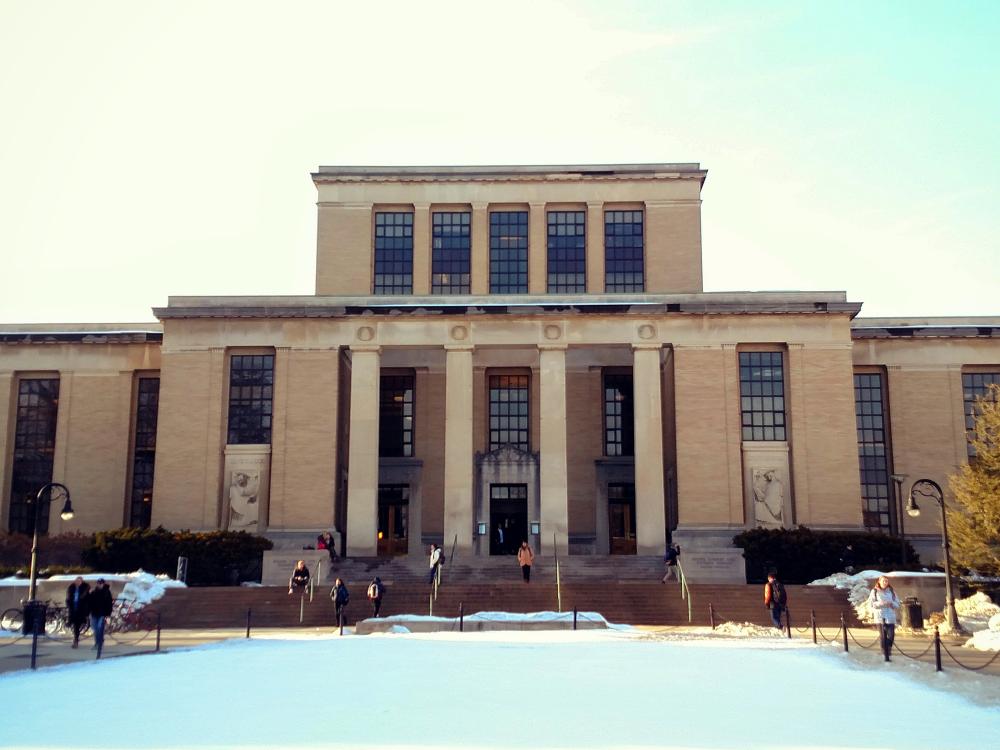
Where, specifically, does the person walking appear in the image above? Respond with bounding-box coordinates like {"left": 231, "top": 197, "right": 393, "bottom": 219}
{"left": 868, "top": 575, "right": 901, "bottom": 661}
{"left": 661, "top": 544, "right": 680, "bottom": 583}
{"left": 763, "top": 571, "right": 787, "bottom": 630}
{"left": 88, "top": 578, "right": 114, "bottom": 656}
{"left": 330, "top": 578, "right": 350, "bottom": 630}
{"left": 427, "top": 544, "right": 443, "bottom": 585}
{"left": 367, "top": 577, "right": 385, "bottom": 618}
{"left": 288, "top": 560, "right": 311, "bottom": 595}
{"left": 65, "top": 576, "right": 91, "bottom": 648}
{"left": 517, "top": 541, "right": 534, "bottom": 583}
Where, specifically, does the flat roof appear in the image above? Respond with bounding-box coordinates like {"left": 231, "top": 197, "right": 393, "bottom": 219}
{"left": 313, "top": 163, "right": 707, "bottom": 184}
{"left": 851, "top": 317, "right": 1000, "bottom": 339}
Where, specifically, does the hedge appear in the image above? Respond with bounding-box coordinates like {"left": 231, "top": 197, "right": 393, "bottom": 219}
{"left": 0, "top": 531, "right": 92, "bottom": 569}
{"left": 733, "top": 526, "right": 921, "bottom": 584}
{"left": 81, "top": 527, "right": 273, "bottom": 586}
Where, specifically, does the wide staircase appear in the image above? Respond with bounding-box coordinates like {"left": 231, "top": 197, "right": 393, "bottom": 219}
{"left": 151, "top": 555, "right": 859, "bottom": 630}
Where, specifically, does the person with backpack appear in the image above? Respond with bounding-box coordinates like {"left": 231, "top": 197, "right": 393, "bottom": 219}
{"left": 330, "top": 578, "right": 350, "bottom": 630}
{"left": 867, "top": 575, "right": 901, "bottom": 662}
{"left": 763, "top": 571, "right": 787, "bottom": 630}
{"left": 367, "top": 577, "right": 385, "bottom": 618}
{"left": 661, "top": 544, "right": 680, "bottom": 583}
{"left": 517, "top": 541, "right": 534, "bottom": 583}
{"left": 428, "top": 544, "right": 443, "bottom": 585}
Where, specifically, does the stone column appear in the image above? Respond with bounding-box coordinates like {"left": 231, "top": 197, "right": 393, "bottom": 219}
{"left": 346, "top": 346, "right": 380, "bottom": 556}
{"left": 443, "top": 345, "right": 474, "bottom": 552}
{"left": 0, "top": 374, "right": 13, "bottom": 520}
{"left": 586, "top": 201, "right": 604, "bottom": 294}
{"left": 529, "top": 202, "right": 547, "bottom": 294}
{"left": 471, "top": 202, "right": 489, "bottom": 295}
{"left": 412, "top": 203, "right": 431, "bottom": 295}
{"left": 633, "top": 345, "right": 666, "bottom": 554}
{"left": 539, "top": 345, "right": 569, "bottom": 555}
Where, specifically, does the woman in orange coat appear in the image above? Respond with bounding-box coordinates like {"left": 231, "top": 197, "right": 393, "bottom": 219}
{"left": 517, "top": 541, "right": 534, "bottom": 583}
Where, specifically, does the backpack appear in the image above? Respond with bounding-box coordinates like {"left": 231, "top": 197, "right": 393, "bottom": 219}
{"left": 770, "top": 581, "right": 786, "bottom": 607}
{"left": 368, "top": 583, "right": 379, "bottom": 599}
{"left": 438, "top": 551, "right": 446, "bottom": 566}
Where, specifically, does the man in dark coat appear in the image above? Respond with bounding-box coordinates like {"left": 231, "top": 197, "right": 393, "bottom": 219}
{"left": 65, "top": 576, "right": 91, "bottom": 648}
{"left": 88, "top": 578, "right": 114, "bottom": 656}
{"left": 763, "top": 572, "right": 787, "bottom": 630}
{"left": 330, "top": 578, "right": 350, "bottom": 630}
{"left": 367, "top": 577, "right": 385, "bottom": 618}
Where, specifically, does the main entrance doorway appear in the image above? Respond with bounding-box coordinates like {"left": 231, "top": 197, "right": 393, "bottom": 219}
{"left": 377, "top": 484, "right": 409, "bottom": 556}
{"left": 608, "top": 483, "right": 637, "bottom": 555}
{"left": 489, "top": 484, "right": 527, "bottom": 556}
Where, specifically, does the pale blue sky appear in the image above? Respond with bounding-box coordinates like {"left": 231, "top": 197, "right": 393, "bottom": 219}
{"left": 0, "top": 0, "right": 996, "bottom": 323}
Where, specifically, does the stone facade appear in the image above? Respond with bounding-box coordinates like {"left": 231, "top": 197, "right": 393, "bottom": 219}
{"left": 1, "top": 165, "right": 998, "bottom": 581}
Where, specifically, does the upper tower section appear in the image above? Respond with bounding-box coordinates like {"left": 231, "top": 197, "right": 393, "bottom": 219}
{"left": 311, "top": 163, "right": 707, "bottom": 298}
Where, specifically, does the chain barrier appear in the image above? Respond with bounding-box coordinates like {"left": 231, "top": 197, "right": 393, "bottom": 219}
{"left": 938, "top": 640, "right": 1000, "bottom": 672}
{"left": 891, "top": 639, "right": 935, "bottom": 661}
{"left": 0, "top": 633, "right": 28, "bottom": 648}
{"left": 846, "top": 628, "right": 882, "bottom": 649}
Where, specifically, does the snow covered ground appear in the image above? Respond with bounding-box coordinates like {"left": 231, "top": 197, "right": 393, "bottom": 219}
{"left": 0, "top": 627, "right": 997, "bottom": 750}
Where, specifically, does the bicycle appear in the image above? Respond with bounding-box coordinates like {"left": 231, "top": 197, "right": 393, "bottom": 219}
{"left": 108, "top": 598, "right": 155, "bottom": 634}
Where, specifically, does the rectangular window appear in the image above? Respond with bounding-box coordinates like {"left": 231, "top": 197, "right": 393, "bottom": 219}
{"left": 489, "top": 374, "right": 530, "bottom": 451}
{"left": 604, "top": 210, "right": 644, "bottom": 292}
{"left": 739, "top": 351, "right": 786, "bottom": 441}
{"left": 432, "top": 211, "right": 471, "bottom": 294}
{"left": 379, "top": 373, "right": 415, "bottom": 457}
{"left": 374, "top": 212, "right": 414, "bottom": 295}
{"left": 489, "top": 211, "right": 529, "bottom": 294}
{"left": 7, "top": 378, "right": 60, "bottom": 534}
{"left": 603, "top": 371, "right": 634, "bottom": 457}
{"left": 547, "top": 211, "right": 586, "bottom": 293}
{"left": 128, "top": 377, "right": 160, "bottom": 528}
{"left": 227, "top": 354, "right": 274, "bottom": 444}
{"left": 963, "top": 372, "right": 1000, "bottom": 457}
{"left": 854, "top": 372, "right": 892, "bottom": 533}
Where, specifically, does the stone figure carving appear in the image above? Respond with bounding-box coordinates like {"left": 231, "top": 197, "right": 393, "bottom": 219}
{"left": 228, "top": 470, "right": 260, "bottom": 530}
{"left": 752, "top": 468, "right": 784, "bottom": 528}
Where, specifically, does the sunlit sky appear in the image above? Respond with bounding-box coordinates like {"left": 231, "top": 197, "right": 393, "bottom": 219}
{"left": 1, "top": 1, "right": 997, "bottom": 324}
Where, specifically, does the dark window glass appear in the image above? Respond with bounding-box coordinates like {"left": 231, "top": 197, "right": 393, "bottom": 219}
{"left": 854, "top": 372, "right": 892, "bottom": 533}
{"left": 738, "top": 351, "right": 786, "bottom": 441}
{"left": 963, "top": 372, "right": 1000, "bottom": 457}
{"left": 377, "top": 484, "right": 409, "bottom": 540}
{"left": 604, "top": 210, "right": 644, "bottom": 292}
{"left": 489, "top": 374, "right": 530, "bottom": 451}
{"left": 374, "top": 212, "right": 414, "bottom": 295}
{"left": 128, "top": 377, "right": 160, "bottom": 528}
{"left": 8, "top": 378, "right": 60, "bottom": 534}
{"left": 379, "top": 373, "right": 414, "bottom": 457}
{"left": 603, "top": 371, "right": 634, "bottom": 456}
{"left": 432, "top": 212, "right": 471, "bottom": 294}
{"left": 227, "top": 354, "right": 274, "bottom": 444}
{"left": 547, "top": 211, "right": 586, "bottom": 293}
{"left": 490, "top": 211, "right": 529, "bottom": 294}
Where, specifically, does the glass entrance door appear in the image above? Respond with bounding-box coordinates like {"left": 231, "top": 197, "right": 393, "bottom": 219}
{"left": 489, "top": 484, "right": 527, "bottom": 555}
{"left": 608, "top": 483, "right": 637, "bottom": 555}
{"left": 377, "top": 485, "right": 409, "bottom": 556}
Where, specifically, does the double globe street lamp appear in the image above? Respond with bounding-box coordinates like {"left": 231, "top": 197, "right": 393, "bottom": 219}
{"left": 25, "top": 483, "right": 74, "bottom": 622}
{"left": 905, "top": 478, "right": 964, "bottom": 633}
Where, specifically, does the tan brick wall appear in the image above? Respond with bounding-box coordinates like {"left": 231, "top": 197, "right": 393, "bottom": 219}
{"left": 315, "top": 204, "right": 373, "bottom": 295}
{"left": 416, "top": 370, "right": 446, "bottom": 537}
{"left": 268, "top": 350, "right": 339, "bottom": 529}
{"left": 645, "top": 202, "right": 702, "bottom": 293}
{"left": 566, "top": 369, "right": 601, "bottom": 535}
{"left": 153, "top": 349, "right": 225, "bottom": 529}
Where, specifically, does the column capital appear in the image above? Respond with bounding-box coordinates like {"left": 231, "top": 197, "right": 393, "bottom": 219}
{"left": 444, "top": 344, "right": 475, "bottom": 353}
{"left": 471, "top": 201, "right": 489, "bottom": 211}
{"left": 631, "top": 343, "right": 663, "bottom": 352}
{"left": 587, "top": 200, "right": 604, "bottom": 208}
{"left": 538, "top": 344, "right": 568, "bottom": 352}
{"left": 413, "top": 202, "right": 431, "bottom": 210}
{"left": 349, "top": 345, "right": 381, "bottom": 354}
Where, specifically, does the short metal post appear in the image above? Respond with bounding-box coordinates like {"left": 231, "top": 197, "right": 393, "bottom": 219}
{"left": 429, "top": 593, "right": 433, "bottom": 617}
{"left": 934, "top": 626, "right": 942, "bottom": 672}
{"left": 339, "top": 611, "right": 344, "bottom": 637}
{"left": 573, "top": 606, "right": 578, "bottom": 631}
{"left": 246, "top": 608, "right": 252, "bottom": 639}
{"left": 299, "top": 594, "right": 305, "bottom": 624}
{"left": 156, "top": 612, "right": 162, "bottom": 652}
{"left": 811, "top": 610, "right": 817, "bottom": 645}
{"left": 30, "top": 618, "right": 40, "bottom": 670}
{"left": 459, "top": 602, "right": 464, "bottom": 633}
{"left": 841, "top": 613, "right": 848, "bottom": 653}
{"left": 708, "top": 603, "right": 715, "bottom": 630}
{"left": 785, "top": 608, "right": 792, "bottom": 639}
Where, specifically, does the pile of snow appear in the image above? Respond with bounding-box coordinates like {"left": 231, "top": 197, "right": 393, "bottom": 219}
{"left": 2, "top": 570, "right": 186, "bottom": 606}
{"left": 384, "top": 625, "right": 410, "bottom": 634}
{"left": 963, "top": 609, "right": 1000, "bottom": 651}
{"left": 714, "top": 621, "right": 784, "bottom": 638}
{"left": 955, "top": 592, "right": 1000, "bottom": 629}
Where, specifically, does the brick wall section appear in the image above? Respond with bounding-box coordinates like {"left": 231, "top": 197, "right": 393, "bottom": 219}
{"left": 315, "top": 204, "right": 372, "bottom": 295}
{"left": 269, "top": 350, "right": 339, "bottom": 529}
{"left": 645, "top": 202, "right": 702, "bottom": 293}
{"left": 566, "top": 369, "right": 601, "bottom": 535}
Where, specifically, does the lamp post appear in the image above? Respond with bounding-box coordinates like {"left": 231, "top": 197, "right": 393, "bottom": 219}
{"left": 890, "top": 473, "right": 908, "bottom": 566}
{"left": 26, "top": 483, "right": 74, "bottom": 602}
{"left": 905, "top": 478, "right": 964, "bottom": 633}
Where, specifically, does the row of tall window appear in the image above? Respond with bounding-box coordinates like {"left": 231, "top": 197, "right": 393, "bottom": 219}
{"left": 7, "top": 376, "right": 159, "bottom": 534}
{"left": 373, "top": 209, "right": 645, "bottom": 296}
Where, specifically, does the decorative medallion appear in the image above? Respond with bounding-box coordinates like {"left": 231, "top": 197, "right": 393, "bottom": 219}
{"left": 451, "top": 325, "right": 468, "bottom": 341}
{"left": 544, "top": 324, "right": 562, "bottom": 340}
{"left": 356, "top": 326, "right": 375, "bottom": 342}
{"left": 638, "top": 324, "right": 656, "bottom": 340}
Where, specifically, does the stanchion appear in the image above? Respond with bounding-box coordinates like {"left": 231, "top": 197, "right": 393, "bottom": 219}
{"left": 339, "top": 612, "right": 344, "bottom": 637}
{"left": 299, "top": 594, "right": 305, "bottom": 624}
{"left": 573, "top": 606, "right": 578, "bottom": 631}
{"left": 156, "top": 612, "right": 162, "bottom": 652}
{"left": 785, "top": 608, "right": 792, "bottom": 639}
{"left": 811, "top": 610, "right": 817, "bottom": 645}
{"left": 934, "top": 626, "right": 942, "bottom": 672}
{"left": 841, "top": 613, "right": 848, "bottom": 652}
{"left": 30, "top": 618, "right": 40, "bottom": 670}
{"left": 709, "top": 603, "right": 715, "bottom": 630}
{"left": 246, "top": 608, "right": 252, "bottom": 639}
{"left": 459, "top": 602, "right": 464, "bottom": 633}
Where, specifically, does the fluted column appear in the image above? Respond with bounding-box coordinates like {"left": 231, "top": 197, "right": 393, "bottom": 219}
{"left": 539, "top": 345, "right": 569, "bottom": 554}
{"left": 346, "top": 346, "right": 380, "bottom": 556}
{"left": 443, "top": 345, "right": 474, "bottom": 552}
{"left": 633, "top": 344, "right": 666, "bottom": 554}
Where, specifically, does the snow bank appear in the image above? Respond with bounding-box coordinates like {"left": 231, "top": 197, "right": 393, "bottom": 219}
{"left": 0, "top": 570, "right": 185, "bottom": 606}
{"left": 715, "top": 621, "right": 785, "bottom": 638}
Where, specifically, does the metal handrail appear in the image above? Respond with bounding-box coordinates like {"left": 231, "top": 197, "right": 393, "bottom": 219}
{"left": 553, "top": 533, "right": 562, "bottom": 613}
{"left": 676, "top": 561, "right": 693, "bottom": 623}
